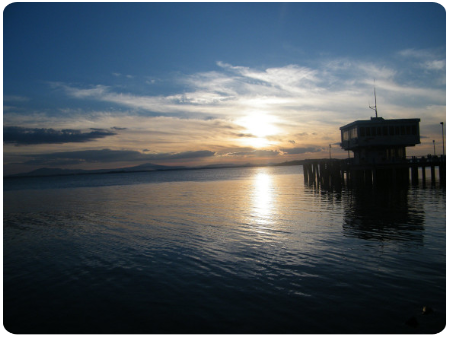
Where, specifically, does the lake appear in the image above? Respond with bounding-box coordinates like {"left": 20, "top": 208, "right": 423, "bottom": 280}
{"left": 3, "top": 165, "right": 446, "bottom": 333}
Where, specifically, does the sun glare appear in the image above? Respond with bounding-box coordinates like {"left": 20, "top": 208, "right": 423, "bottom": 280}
{"left": 246, "top": 137, "right": 271, "bottom": 148}
{"left": 236, "top": 113, "right": 280, "bottom": 148}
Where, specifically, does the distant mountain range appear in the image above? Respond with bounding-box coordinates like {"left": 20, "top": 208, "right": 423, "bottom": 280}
{"left": 5, "top": 160, "right": 309, "bottom": 178}
{"left": 5, "top": 162, "right": 185, "bottom": 178}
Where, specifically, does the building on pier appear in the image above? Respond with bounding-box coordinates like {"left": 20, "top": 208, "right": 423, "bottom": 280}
{"left": 302, "top": 97, "right": 444, "bottom": 188}
{"left": 340, "top": 117, "right": 421, "bottom": 165}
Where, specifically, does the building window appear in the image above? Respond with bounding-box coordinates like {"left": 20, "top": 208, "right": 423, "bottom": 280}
{"left": 406, "top": 125, "right": 411, "bottom": 135}
{"left": 383, "top": 126, "right": 388, "bottom": 136}
{"left": 360, "top": 127, "right": 365, "bottom": 137}
{"left": 389, "top": 126, "right": 394, "bottom": 135}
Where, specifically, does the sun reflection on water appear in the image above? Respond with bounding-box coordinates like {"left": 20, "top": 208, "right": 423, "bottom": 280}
{"left": 252, "top": 170, "right": 274, "bottom": 226}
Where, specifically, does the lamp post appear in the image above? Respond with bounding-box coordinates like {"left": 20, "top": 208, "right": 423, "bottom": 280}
{"left": 433, "top": 140, "right": 436, "bottom": 156}
{"left": 440, "top": 122, "right": 445, "bottom": 155}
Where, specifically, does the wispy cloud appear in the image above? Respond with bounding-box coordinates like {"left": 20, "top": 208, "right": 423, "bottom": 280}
{"left": 422, "top": 60, "right": 445, "bottom": 71}
{"left": 39, "top": 56, "right": 445, "bottom": 144}
{"left": 5, "top": 50, "right": 444, "bottom": 173}
{"left": 397, "top": 48, "right": 446, "bottom": 82}
{"left": 4, "top": 95, "right": 30, "bottom": 102}
{"left": 3, "top": 126, "right": 117, "bottom": 145}
{"left": 57, "top": 83, "right": 228, "bottom": 115}
{"left": 56, "top": 54, "right": 445, "bottom": 125}
{"left": 280, "top": 147, "right": 323, "bottom": 155}
{"left": 225, "top": 149, "right": 281, "bottom": 157}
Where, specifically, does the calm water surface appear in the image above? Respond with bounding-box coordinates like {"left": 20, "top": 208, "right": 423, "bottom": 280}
{"left": 3, "top": 166, "right": 446, "bottom": 333}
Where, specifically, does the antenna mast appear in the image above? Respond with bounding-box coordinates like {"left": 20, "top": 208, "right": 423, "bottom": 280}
{"left": 369, "top": 87, "right": 378, "bottom": 118}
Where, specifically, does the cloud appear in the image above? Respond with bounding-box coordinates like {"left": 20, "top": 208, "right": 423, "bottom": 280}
{"left": 280, "top": 147, "right": 323, "bottom": 155}
{"left": 398, "top": 48, "right": 440, "bottom": 60}
{"left": 7, "top": 52, "right": 442, "bottom": 170}
{"left": 20, "top": 149, "right": 145, "bottom": 166}
{"left": 226, "top": 149, "right": 281, "bottom": 157}
{"left": 217, "top": 61, "right": 320, "bottom": 91}
{"left": 422, "top": 60, "right": 445, "bottom": 71}
{"left": 65, "top": 84, "right": 111, "bottom": 99}
{"left": 20, "top": 149, "right": 216, "bottom": 166}
{"left": 398, "top": 48, "right": 449, "bottom": 85}
{"left": 58, "top": 83, "right": 212, "bottom": 115}
{"left": 147, "top": 150, "right": 216, "bottom": 160}
{"left": 397, "top": 48, "right": 446, "bottom": 72}
{"left": 3, "top": 95, "right": 29, "bottom": 102}
{"left": 54, "top": 50, "right": 444, "bottom": 127}
{"left": 235, "top": 133, "right": 257, "bottom": 138}
{"left": 31, "top": 56, "right": 443, "bottom": 157}
{"left": 3, "top": 126, "right": 117, "bottom": 145}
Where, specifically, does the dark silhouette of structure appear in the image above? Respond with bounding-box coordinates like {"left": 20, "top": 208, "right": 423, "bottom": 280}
{"left": 303, "top": 100, "right": 445, "bottom": 188}
{"left": 340, "top": 117, "right": 420, "bottom": 165}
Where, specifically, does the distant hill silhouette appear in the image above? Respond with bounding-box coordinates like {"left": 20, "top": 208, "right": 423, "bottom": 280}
{"left": 6, "top": 163, "right": 184, "bottom": 178}
{"left": 6, "top": 159, "right": 311, "bottom": 178}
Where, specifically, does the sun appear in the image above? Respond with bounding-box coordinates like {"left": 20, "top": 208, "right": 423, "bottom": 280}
{"left": 236, "top": 113, "right": 280, "bottom": 148}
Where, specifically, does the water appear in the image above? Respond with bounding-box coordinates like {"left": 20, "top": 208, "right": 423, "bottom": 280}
{"left": 3, "top": 166, "right": 446, "bottom": 333}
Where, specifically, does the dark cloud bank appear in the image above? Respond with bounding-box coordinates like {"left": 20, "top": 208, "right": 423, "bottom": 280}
{"left": 20, "top": 149, "right": 217, "bottom": 166}
{"left": 16, "top": 147, "right": 322, "bottom": 168}
{"left": 3, "top": 126, "right": 117, "bottom": 145}
{"left": 280, "top": 147, "right": 322, "bottom": 155}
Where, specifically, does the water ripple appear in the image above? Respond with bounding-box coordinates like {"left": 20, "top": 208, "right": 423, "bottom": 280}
{"left": 4, "top": 166, "right": 446, "bottom": 333}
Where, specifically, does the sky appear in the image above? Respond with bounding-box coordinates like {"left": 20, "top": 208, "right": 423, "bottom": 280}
{"left": 3, "top": 2, "right": 446, "bottom": 175}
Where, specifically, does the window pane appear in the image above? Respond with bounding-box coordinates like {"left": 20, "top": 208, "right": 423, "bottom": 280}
{"left": 389, "top": 126, "right": 394, "bottom": 135}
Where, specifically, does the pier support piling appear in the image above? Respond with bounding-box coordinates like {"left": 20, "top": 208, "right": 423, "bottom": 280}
{"left": 303, "top": 157, "right": 445, "bottom": 189}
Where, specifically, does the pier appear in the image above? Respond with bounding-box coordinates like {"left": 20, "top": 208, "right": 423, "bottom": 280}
{"left": 303, "top": 156, "right": 446, "bottom": 188}
{"left": 321, "top": 112, "right": 447, "bottom": 189}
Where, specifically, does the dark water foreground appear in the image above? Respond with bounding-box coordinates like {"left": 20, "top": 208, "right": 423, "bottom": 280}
{"left": 3, "top": 166, "right": 446, "bottom": 333}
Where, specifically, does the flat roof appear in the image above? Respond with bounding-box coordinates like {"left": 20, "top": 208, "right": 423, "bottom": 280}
{"left": 340, "top": 117, "right": 420, "bottom": 130}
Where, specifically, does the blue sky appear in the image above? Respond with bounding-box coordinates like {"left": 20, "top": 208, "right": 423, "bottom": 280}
{"left": 3, "top": 2, "right": 446, "bottom": 175}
